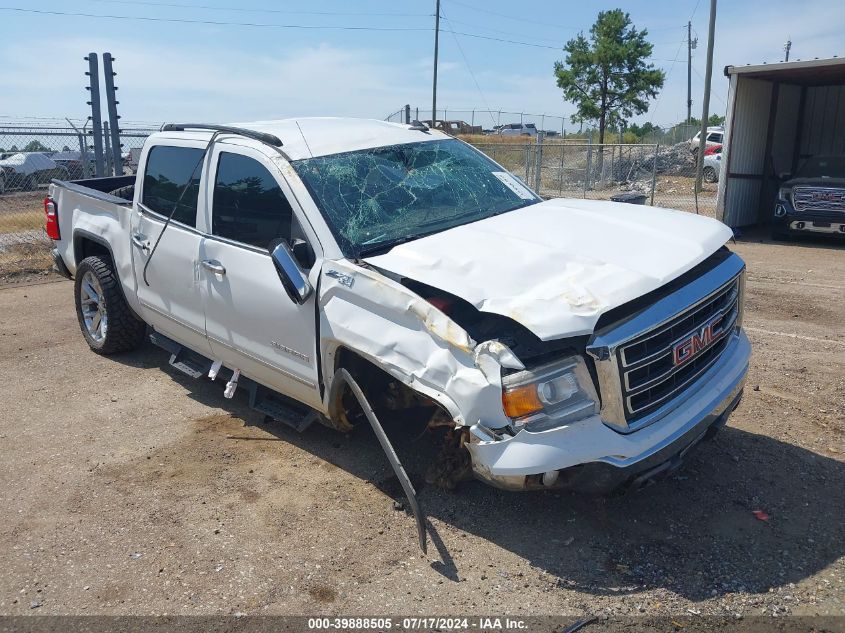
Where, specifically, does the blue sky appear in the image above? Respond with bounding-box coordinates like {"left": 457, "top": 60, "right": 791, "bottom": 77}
{"left": 1, "top": 0, "right": 843, "bottom": 130}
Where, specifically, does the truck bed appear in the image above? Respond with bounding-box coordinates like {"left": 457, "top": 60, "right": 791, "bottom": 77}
{"left": 54, "top": 175, "right": 135, "bottom": 204}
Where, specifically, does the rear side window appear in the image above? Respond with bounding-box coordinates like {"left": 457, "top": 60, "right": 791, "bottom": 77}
{"left": 142, "top": 145, "right": 205, "bottom": 227}
{"left": 211, "top": 152, "right": 294, "bottom": 250}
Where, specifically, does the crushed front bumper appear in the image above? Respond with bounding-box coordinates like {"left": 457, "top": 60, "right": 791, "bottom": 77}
{"left": 466, "top": 330, "right": 750, "bottom": 492}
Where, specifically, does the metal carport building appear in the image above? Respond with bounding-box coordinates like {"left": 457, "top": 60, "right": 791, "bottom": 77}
{"left": 717, "top": 57, "right": 845, "bottom": 229}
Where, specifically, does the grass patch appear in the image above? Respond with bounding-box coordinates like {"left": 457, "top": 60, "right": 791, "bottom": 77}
{"left": 0, "top": 241, "right": 52, "bottom": 278}
{"left": 0, "top": 210, "right": 43, "bottom": 234}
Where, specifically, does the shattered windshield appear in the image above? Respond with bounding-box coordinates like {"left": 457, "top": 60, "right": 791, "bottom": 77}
{"left": 292, "top": 139, "right": 540, "bottom": 257}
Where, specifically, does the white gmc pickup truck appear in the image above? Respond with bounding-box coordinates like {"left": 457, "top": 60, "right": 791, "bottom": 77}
{"left": 47, "top": 118, "right": 750, "bottom": 497}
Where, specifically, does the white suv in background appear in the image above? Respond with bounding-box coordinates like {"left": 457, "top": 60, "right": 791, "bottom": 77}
{"left": 689, "top": 127, "right": 724, "bottom": 154}
{"left": 497, "top": 123, "right": 538, "bottom": 137}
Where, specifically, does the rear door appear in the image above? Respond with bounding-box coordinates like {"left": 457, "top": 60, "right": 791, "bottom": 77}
{"left": 129, "top": 142, "right": 213, "bottom": 355}
{"left": 198, "top": 144, "right": 322, "bottom": 408}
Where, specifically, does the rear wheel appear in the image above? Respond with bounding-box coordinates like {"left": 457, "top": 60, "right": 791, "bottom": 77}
{"left": 703, "top": 166, "right": 717, "bottom": 183}
{"left": 74, "top": 255, "right": 146, "bottom": 354}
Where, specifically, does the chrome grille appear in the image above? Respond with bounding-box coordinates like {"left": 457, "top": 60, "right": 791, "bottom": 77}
{"left": 617, "top": 276, "right": 740, "bottom": 420}
{"left": 793, "top": 186, "right": 845, "bottom": 213}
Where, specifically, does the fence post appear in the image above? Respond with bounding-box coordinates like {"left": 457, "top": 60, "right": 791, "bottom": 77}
{"left": 534, "top": 133, "right": 543, "bottom": 193}
{"left": 557, "top": 133, "right": 566, "bottom": 196}
{"left": 85, "top": 53, "right": 105, "bottom": 177}
{"left": 65, "top": 117, "right": 91, "bottom": 179}
{"left": 103, "top": 121, "right": 114, "bottom": 176}
{"left": 650, "top": 142, "right": 659, "bottom": 206}
{"left": 471, "top": 109, "right": 475, "bottom": 127}
{"left": 584, "top": 131, "right": 593, "bottom": 198}
{"left": 404, "top": 104, "right": 411, "bottom": 124}
{"left": 102, "top": 52, "right": 123, "bottom": 175}
{"left": 524, "top": 144, "right": 530, "bottom": 182}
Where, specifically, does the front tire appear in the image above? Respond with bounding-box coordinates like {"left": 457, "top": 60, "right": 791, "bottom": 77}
{"left": 703, "top": 166, "right": 717, "bottom": 183}
{"left": 74, "top": 255, "right": 146, "bottom": 354}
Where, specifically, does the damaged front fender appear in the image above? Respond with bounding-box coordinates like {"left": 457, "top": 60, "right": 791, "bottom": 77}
{"left": 319, "top": 259, "right": 518, "bottom": 429}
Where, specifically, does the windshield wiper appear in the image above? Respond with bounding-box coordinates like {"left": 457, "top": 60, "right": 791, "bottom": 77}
{"left": 356, "top": 234, "right": 426, "bottom": 258}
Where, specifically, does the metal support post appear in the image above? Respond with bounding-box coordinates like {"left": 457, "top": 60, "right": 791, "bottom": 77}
{"left": 102, "top": 52, "right": 123, "bottom": 175}
{"left": 85, "top": 53, "right": 105, "bottom": 177}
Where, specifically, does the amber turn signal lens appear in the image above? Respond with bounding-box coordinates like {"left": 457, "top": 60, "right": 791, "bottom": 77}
{"left": 502, "top": 384, "right": 544, "bottom": 418}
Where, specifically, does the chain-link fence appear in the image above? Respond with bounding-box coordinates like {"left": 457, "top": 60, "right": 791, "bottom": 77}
{"left": 0, "top": 123, "right": 154, "bottom": 279}
{"left": 0, "top": 118, "right": 719, "bottom": 279}
{"left": 386, "top": 107, "right": 569, "bottom": 135}
{"left": 467, "top": 137, "right": 718, "bottom": 215}
{"left": 385, "top": 107, "right": 720, "bottom": 215}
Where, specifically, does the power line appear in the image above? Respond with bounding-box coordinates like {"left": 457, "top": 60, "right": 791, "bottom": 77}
{"left": 443, "top": 17, "right": 565, "bottom": 44}
{"left": 440, "top": 14, "right": 498, "bottom": 126}
{"left": 648, "top": 36, "right": 688, "bottom": 124}
{"left": 692, "top": 64, "right": 726, "bottom": 106}
{"left": 91, "top": 0, "right": 431, "bottom": 18}
{"left": 447, "top": 0, "right": 578, "bottom": 31}
{"left": 0, "top": 5, "right": 705, "bottom": 57}
{"left": 0, "top": 6, "right": 432, "bottom": 30}
{"left": 441, "top": 27, "right": 562, "bottom": 49}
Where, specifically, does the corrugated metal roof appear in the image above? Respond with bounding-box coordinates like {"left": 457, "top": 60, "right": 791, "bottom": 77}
{"left": 725, "top": 57, "right": 845, "bottom": 85}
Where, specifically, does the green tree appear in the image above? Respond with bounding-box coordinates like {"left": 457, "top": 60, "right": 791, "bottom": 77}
{"left": 554, "top": 9, "right": 665, "bottom": 145}
{"left": 23, "top": 140, "right": 49, "bottom": 152}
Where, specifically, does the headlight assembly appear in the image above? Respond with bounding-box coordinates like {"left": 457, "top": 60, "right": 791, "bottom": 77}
{"left": 501, "top": 356, "right": 599, "bottom": 432}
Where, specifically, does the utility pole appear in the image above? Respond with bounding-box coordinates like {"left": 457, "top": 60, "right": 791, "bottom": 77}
{"left": 687, "top": 21, "right": 697, "bottom": 124}
{"left": 432, "top": 0, "right": 440, "bottom": 124}
{"left": 695, "top": 0, "right": 717, "bottom": 195}
{"left": 784, "top": 38, "right": 792, "bottom": 62}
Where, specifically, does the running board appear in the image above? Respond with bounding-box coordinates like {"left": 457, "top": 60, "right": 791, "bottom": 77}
{"left": 149, "top": 331, "right": 212, "bottom": 379}
{"left": 149, "top": 330, "right": 316, "bottom": 432}
{"left": 247, "top": 382, "right": 317, "bottom": 433}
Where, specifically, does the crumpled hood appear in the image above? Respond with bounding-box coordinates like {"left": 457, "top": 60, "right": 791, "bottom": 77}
{"left": 364, "top": 198, "right": 733, "bottom": 341}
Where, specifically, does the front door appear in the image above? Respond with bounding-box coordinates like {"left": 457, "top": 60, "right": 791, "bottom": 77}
{"left": 130, "top": 143, "right": 212, "bottom": 355}
{"left": 199, "top": 146, "right": 321, "bottom": 409}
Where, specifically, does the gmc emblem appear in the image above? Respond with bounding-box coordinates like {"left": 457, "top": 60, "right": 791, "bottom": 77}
{"left": 673, "top": 313, "right": 725, "bottom": 366}
{"left": 812, "top": 192, "right": 843, "bottom": 202}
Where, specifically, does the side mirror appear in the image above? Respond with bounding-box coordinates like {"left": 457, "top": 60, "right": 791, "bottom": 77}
{"left": 291, "top": 238, "right": 315, "bottom": 269}
{"left": 271, "top": 242, "right": 313, "bottom": 304}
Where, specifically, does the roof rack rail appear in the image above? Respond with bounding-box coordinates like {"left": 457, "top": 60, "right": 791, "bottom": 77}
{"left": 160, "top": 123, "right": 283, "bottom": 147}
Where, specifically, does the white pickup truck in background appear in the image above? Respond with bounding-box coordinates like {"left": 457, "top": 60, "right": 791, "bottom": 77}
{"left": 46, "top": 118, "right": 750, "bottom": 502}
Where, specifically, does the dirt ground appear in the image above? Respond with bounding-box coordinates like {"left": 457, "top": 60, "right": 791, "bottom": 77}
{"left": 0, "top": 232, "right": 842, "bottom": 623}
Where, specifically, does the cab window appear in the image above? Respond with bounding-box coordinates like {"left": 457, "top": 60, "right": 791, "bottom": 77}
{"left": 211, "top": 152, "right": 296, "bottom": 251}
{"left": 142, "top": 145, "right": 205, "bottom": 227}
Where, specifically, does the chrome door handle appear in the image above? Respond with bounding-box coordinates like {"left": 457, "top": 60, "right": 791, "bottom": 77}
{"left": 131, "top": 233, "right": 148, "bottom": 251}
{"left": 201, "top": 259, "right": 226, "bottom": 276}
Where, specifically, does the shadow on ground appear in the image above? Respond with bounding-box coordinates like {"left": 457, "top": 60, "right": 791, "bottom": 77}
{"left": 734, "top": 225, "right": 844, "bottom": 250}
{"left": 114, "top": 342, "right": 845, "bottom": 602}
